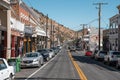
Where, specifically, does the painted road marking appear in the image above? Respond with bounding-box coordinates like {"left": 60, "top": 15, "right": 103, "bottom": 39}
{"left": 25, "top": 52, "right": 60, "bottom": 80}
{"left": 68, "top": 51, "right": 87, "bottom": 80}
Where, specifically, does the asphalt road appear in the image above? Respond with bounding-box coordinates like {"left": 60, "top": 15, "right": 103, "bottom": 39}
{"left": 15, "top": 48, "right": 120, "bottom": 80}
{"left": 15, "top": 48, "right": 80, "bottom": 80}
{"left": 71, "top": 51, "right": 120, "bottom": 80}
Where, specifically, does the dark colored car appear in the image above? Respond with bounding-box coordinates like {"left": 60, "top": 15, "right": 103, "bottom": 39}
{"left": 69, "top": 46, "right": 76, "bottom": 52}
{"left": 37, "top": 49, "right": 50, "bottom": 61}
{"left": 51, "top": 47, "right": 59, "bottom": 54}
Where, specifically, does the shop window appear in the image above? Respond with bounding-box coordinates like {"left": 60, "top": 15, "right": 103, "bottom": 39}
{"left": 0, "top": 60, "right": 7, "bottom": 70}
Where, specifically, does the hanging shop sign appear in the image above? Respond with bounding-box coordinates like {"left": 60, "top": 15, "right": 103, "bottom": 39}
{"left": 24, "top": 26, "right": 33, "bottom": 35}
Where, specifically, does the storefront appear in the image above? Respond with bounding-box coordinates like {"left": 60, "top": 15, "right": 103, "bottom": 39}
{"left": 24, "top": 26, "right": 33, "bottom": 54}
{"left": 10, "top": 17, "right": 24, "bottom": 58}
{"left": 32, "top": 26, "right": 46, "bottom": 50}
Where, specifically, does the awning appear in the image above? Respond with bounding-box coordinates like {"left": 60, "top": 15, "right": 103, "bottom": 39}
{"left": 10, "top": 17, "right": 24, "bottom": 32}
{"left": 33, "top": 26, "right": 46, "bottom": 37}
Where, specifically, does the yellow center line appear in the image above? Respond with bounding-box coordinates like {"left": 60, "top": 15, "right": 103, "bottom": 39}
{"left": 68, "top": 51, "right": 87, "bottom": 80}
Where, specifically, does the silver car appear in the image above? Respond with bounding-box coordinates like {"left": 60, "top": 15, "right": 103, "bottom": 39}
{"left": 21, "top": 52, "right": 44, "bottom": 68}
{"left": 104, "top": 51, "right": 120, "bottom": 65}
{"left": 95, "top": 51, "right": 107, "bottom": 61}
{"left": 48, "top": 49, "right": 55, "bottom": 59}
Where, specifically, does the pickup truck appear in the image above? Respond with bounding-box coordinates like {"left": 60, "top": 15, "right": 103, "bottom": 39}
{"left": 0, "top": 58, "right": 15, "bottom": 80}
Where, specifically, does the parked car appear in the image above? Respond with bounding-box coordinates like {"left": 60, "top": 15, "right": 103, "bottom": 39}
{"left": 76, "top": 46, "right": 81, "bottom": 51}
{"left": 51, "top": 47, "right": 59, "bottom": 54}
{"left": 85, "top": 51, "right": 92, "bottom": 56}
{"left": 0, "top": 58, "right": 15, "bottom": 80}
{"left": 37, "top": 49, "right": 50, "bottom": 61}
{"left": 91, "top": 50, "right": 98, "bottom": 59}
{"left": 104, "top": 51, "right": 120, "bottom": 65}
{"left": 95, "top": 51, "right": 107, "bottom": 61}
{"left": 69, "top": 46, "right": 76, "bottom": 52}
{"left": 48, "top": 49, "right": 55, "bottom": 59}
{"left": 57, "top": 45, "right": 62, "bottom": 50}
{"left": 21, "top": 52, "right": 44, "bottom": 68}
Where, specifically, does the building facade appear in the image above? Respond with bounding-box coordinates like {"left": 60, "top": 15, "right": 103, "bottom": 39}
{"left": 103, "top": 29, "right": 109, "bottom": 51}
{"left": 0, "top": 0, "right": 11, "bottom": 59}
{"left": 109, "top": 5, "right": 120, "bottom": 51}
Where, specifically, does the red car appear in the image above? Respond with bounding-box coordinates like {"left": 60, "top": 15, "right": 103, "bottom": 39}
{"left": 85, "top": 51, "right": 92, "bottom": 56}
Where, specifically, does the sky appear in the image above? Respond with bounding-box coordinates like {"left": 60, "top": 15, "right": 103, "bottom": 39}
{"left": 23, "top": 0, "right": 120, "bottom": 31}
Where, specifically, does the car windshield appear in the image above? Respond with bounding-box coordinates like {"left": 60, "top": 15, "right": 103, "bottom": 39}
{"left": 100, "top": 51, "right": 107, "bottom": 54}
{"left": 49, "top": 49, "right": 53, "bottom": 52}
{"left": 51, "top": 47, "right": 56, "bottom": 50}
{"left": 38, "top": 49, "right": 48, "bottom": 53}
{"left": 25, "top": 53, "right": 38, "bottom": 57}
{"left": 112, "top": 52, "right": 120, "bottom": 55}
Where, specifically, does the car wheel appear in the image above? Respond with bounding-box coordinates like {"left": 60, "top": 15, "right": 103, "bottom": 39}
{"left": 95, "top": 56, "right": 98, "bottom": 60}
{"left": 103, "top": 60, "right": 106, "bottom": 64}
{"left": 47, "top": 57, "right": 49, "bottom": 61}
{"left": 107, "top": 59, "right": 111, "bottom": 66}
{"left": 38, "top": 61, "right": 41, "bottom": 68}
{"left": 8, "top": 74, "right": 13, "bottom": 80}
{"left": 116, "top": 62, "right": 119, "bottom": 69}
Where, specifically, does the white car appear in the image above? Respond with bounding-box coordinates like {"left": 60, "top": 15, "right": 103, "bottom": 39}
{"left": 104, "top": 51, "right": 120, "bottom": 65}
{"left": 21, "top": 52, "right": 44, "bottom": 68}
{"left": 95, "top": 51, "right": 107, "bottom": 60}
{"left": 0, "top": 58, "right": 15, "bottom": 80}
{"left": 48, "top": 49, "right": 55, "bottom": 59}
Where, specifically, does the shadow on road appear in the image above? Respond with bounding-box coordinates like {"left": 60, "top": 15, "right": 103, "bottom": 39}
{"left": 72, "top": 54, "right": 120, "bottom": 72}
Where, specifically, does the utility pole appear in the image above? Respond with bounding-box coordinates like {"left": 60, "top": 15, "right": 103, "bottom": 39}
{"left": 50, "top": 20, "right": 52, "bottom": 48}
{"left": 57, "top": 25, "right": 60, "bottom": 46}
{"left": 93, "top": 2, "right": 107, "bottom": 50}
{"left": 80, "top": 24, "right": 87, "bottom": 50}
{"left": 45, "top": 14, "right": 48, "bottom": 48}
{"left": 53, "top": 25, "right": 55, "bottom": 47}
{"left": 80, "top": 24, "right": 87, "bottom": 39}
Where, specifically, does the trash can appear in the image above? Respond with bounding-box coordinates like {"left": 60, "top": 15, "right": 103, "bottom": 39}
{"left": 16, "top": 58, "right": 21, "bottom": 72}
{"left": 8, "top": 58, "right": 21, "bottom": 72}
